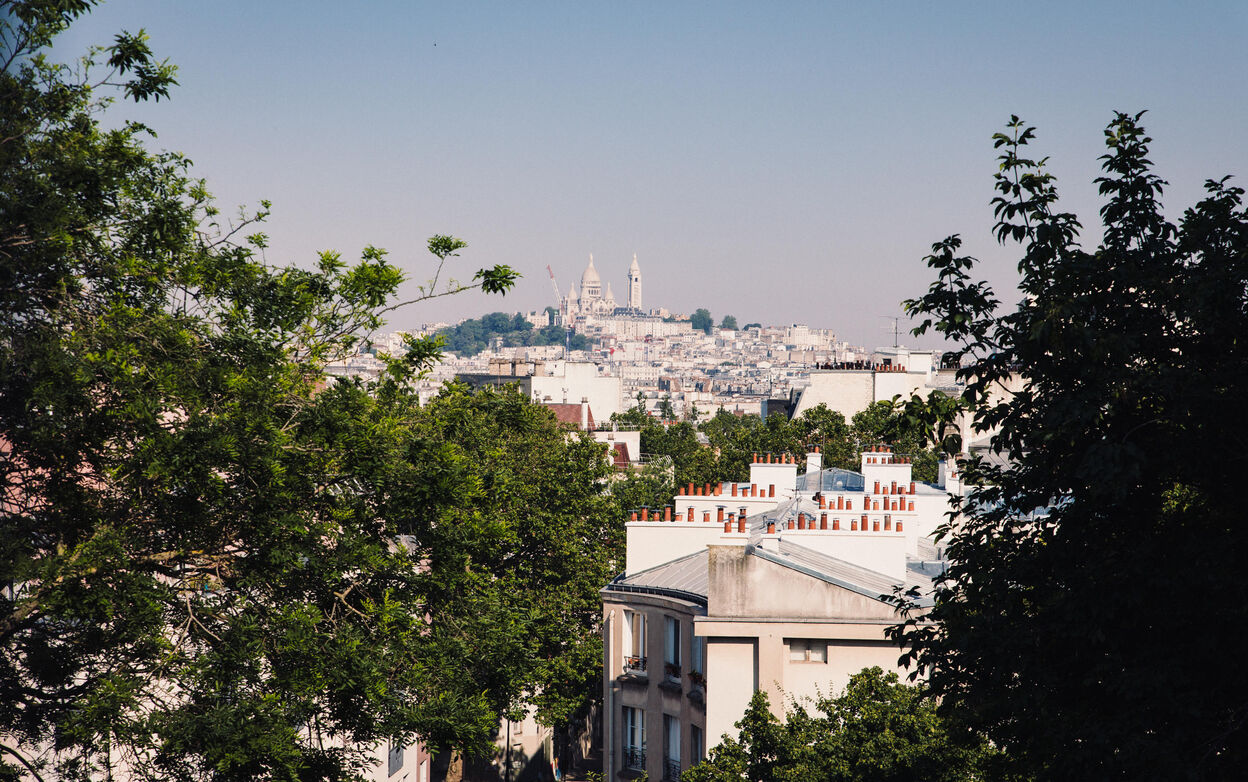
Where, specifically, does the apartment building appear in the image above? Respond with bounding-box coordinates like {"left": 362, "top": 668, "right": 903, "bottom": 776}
{"left": 601, "top": 448, "right": 952, "bottom": 779}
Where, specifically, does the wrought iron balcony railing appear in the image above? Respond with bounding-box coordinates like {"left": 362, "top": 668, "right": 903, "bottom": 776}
{"left": 624, "top": 655, "right": 647, "bottom": 672}
{"left": 623, "top": 746, "right": 646, "bottom": 771}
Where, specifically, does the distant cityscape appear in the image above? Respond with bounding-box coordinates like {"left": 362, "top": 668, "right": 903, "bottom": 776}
{"left": 331, "top": 254, "right": 891, "bottom": 420}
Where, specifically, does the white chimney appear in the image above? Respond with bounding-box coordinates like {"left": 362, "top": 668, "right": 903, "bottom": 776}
{"left": 806, "top": 446, "right": 823, "bottom": 476}
{"left": 580, "top": 397, "right": 590, "bottom": 431}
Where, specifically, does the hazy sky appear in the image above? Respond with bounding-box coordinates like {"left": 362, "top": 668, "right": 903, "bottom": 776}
{"left": 53, "top": 1, "right": 1248, "bottom": 348}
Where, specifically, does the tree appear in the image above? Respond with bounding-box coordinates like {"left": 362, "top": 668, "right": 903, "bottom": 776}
{"left": 0, "top": 4, "right": 627, "bottom": 780}
{"left": 690, "top": 308, "right": 714, "bottom": 334}
{"left": 440, "top": 311, "right": 586, "bottom": 357}
{"left": 683, "top": 668, "right": 1005, "bottom": 782}
{"left": 719, "top": 314, "right": 738, "bottom": 330}
{"left": 850, "top": 401, "right": 939, "bottom": 482}
{"left": 404, "top": 385, "right": 617, "bottom": 747}
{"left": 890, "top": 113, "right": 1248, "bottom": 780}
{"left": 659, "top": 395, "right": 677, "bottom": 420}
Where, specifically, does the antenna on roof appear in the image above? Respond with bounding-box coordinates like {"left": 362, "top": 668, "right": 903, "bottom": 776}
{"left": 880, "top": 315, "right": 901, "bottom": 348}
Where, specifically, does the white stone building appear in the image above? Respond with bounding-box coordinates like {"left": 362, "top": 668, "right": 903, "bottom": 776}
{"left": 601, "top": 448, "right": 954, "bottom": 780}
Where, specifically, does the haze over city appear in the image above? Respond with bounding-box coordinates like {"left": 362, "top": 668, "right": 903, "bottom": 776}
{"left": 54, "top": 0, "right": 1248, "bottom": 347}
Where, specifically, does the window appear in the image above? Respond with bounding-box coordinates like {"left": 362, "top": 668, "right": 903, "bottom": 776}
{"left": 664, "top": 617, "right": 680, "bottom": 665}
{"left": 691, "top": 725, "right": 704, "bottom": 764}
{"left": 387, "top": 741, "right": 404, "bottom": 777}
{"left": 788, "top": 638, "right": 827, "bottom": 662}
{"left": 663, "top": 715, "right": 681, "bottom": 781}
{"left": 623, "top": 610, "right": 647, "bottom": 671}
{"left": 623, "top": 706, "right": 646, "bottom": 770}
{"left": 664, "top": 617, "right": 681, "bottom": 679}
{"left": 689, "top": 633, "right": 706, "bottom": 687}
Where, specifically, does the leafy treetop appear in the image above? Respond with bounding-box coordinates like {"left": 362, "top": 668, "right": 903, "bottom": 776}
{"left": 891, "top": 112, "right": 1248, "bottom": 781}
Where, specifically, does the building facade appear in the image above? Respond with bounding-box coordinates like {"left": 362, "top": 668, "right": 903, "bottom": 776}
{"left": 601, "top": 448, "right": 954, "bottom": 779}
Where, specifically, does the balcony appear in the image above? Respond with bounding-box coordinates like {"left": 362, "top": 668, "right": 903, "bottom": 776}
{"left": 619, "top": 655, "right": 648, "bottom": 685}
{"left": 686, "top": 670, "right": 706, "bottom": 708}
{"left": 659, "top": 662, "right": 683, "bottom": 694}
{"left": 623, "top": 746, "right": 647, "bottom": 771}
{"left": 663, "top": 758, "right": 682, "bottom": 781}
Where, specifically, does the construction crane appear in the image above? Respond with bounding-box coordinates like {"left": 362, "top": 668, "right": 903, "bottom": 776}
{"left": 546, "top": 265, "right": 561, "bottom": 310}
{"left": 546, "top": 265, "right": 571, "bottom": 356}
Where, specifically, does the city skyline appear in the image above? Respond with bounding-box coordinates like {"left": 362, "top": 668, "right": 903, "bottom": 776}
{"left": 53, "top": 1, "right": 1248, "bottom": 347}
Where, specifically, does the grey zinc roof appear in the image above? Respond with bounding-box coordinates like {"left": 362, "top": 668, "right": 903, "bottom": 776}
{"left": 796, "top": 467, "right": 865, "bottom": 492}
{"left": 750, "top": 539, "right": 939, "bottom": 608}
{"left": 763, "top": 539, "right": 900, "bottom": 598}
{"left": 604, "top": 549, "right": 709, "bottom": 605}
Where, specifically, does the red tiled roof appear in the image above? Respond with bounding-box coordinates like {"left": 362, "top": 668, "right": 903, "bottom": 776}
{"left": 545, "top": 403, "right": 594, "bottom": 430}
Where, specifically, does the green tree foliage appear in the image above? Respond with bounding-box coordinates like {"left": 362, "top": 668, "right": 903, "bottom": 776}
{"left": 404, "top": 385, "right": 617, "bottom": 738}
{"left": 605, "top": 460, "right": 678, "bottom": 525}
{"left": 697, "top": 404, "right": 932, "bottom": 482}
{"left": 690, "top": 308, "right": 714, "bottom": 334}
{"left": 0, "top": 4, "right": 617, "bottom": 779}
{"left": 437, "top": 311, "right": 588, "bottom": 356}
{"left": 891, "top": 113, "right": 1248, "bottom": 780}
{"left": 699, "top": 410, "right": 807, "bottom": 480}
{"left": 658, "top": 395, "right": 676, "bottom": 420}
{"left": 719, "top": 314, "right": 738, "bottom": 330}
{"left": 850, "top": 401, "right": 939, "bottom": 482}
{"left": 609, "top": 401, "right": 940, "bottom": 516}
{"left": 683, "top": 668, "right": 1004, "bottom": 782}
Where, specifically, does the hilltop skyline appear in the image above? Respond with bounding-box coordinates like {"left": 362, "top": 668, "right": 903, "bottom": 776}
{"left": 53, "top": 1, "right": 1248, "bottom": 347}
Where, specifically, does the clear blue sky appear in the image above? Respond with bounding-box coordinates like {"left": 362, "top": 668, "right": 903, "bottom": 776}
{"left": 53, "top": 1, "right": 1248, "bottom": 348}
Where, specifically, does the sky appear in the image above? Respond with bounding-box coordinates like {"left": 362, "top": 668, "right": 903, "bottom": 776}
{"left": 51, "top": 1, "right": 1248, "bottom": 348}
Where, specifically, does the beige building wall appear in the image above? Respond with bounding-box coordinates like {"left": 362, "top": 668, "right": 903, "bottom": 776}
{"left": 603, "top": 594, "right": 708, "bottom": 782}
{"left": 791, "top": 370, "right": 875, "bottom": 419}
{"left": 704, "top": 638, "right": 757, "bottom": 741}
{"left": 697, "top": 545, "right": 907, "bottom": 742}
